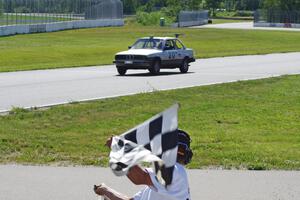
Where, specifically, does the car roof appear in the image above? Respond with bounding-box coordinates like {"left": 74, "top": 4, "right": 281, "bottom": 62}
{"left": 140, "top": 37, "right": 177, "bottom": 40}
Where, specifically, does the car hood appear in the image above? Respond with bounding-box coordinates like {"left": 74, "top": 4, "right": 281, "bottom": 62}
{"left": 116, "top": 49, "right": 162, "bottom": 56}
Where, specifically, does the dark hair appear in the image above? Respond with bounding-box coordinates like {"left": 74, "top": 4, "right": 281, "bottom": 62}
{"left": 177, "top": 129, "right": 193, "bottom": 165}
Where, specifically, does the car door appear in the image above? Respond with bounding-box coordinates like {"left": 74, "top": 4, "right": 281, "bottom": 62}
{"left": 163, "top": 40, "right": 177, "bottom": 67}
{"left": 174, "top": 39, "right": 185, "bottom": 66}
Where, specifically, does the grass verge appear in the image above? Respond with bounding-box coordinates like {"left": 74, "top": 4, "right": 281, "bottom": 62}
{"left": 211, "top": 18, "right": 252, "bottom": 24}
{"left": 0, "top": 75, "right": 299, "bottom": 169}
{"left": 1, "top": 24, "right": 300, "bottom": 72}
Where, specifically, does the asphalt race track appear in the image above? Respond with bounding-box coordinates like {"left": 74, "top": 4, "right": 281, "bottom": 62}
{"left": 1, "top": 52, "right": 300, "bottom": 113}
{"left": 0, "top": 165, "right": 299, "bottom": 200}
{"left": 192, "top": 22, "right": 300, "bottom": 31}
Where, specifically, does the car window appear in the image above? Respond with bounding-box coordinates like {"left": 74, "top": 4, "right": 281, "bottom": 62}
{"left": 144, "top": 40, "right": 156, "bottom": 48}
{"left": 131, "top": 39, "right": 163, "bottom": 50}
{"left": 156, "top": 41, "right": 163, "bottom": 49}
{"left": 165, "top": 40, "right": 175, "bottom": 50}
{"left": 174, "top": 39, "right": 184, "bottom": 49}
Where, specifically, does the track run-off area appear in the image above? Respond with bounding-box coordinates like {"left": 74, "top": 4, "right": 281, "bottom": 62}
{"left": 1, "top": 52, "right": 300, "bottom": 113}
{"left": 0, "top": 165, "right": 300, "bottom": 200}
{"left": 1, "top": 52, "right": 300, "bottom": 200}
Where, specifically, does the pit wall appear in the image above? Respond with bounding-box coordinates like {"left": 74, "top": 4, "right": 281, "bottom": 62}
{"left": 254, "top": 22, "right": 300, "bottom": 29}
{"left": 0, "top": 19, "right": 124, "bottom": 36}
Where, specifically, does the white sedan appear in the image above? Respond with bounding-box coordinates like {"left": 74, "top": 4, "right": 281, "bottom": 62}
{"left": 113, "top": 36, "right": 195, "bottom": 75}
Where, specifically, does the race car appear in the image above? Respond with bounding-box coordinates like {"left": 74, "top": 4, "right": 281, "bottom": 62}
{"left": 113, "top": 36, "right": 195, "bottom": 75}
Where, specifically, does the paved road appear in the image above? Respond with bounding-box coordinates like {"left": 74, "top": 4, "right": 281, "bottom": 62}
{"left": 1, "top": 165, "right": 299, "bottom": 200}
{"left": 192, "top": 22, "right": 300, "bottom": 31}
{"left": 1, "top": 53, "right": 300, "bottom": 113}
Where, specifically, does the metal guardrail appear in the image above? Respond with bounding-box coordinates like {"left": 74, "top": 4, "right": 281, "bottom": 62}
{"left": 0, "top": 0, "right": 123, "bottom": 26}
{"left": 178, "top": 10, "right": 209, "bottom": 27}
{"left": 179, "top": 10, "right": 209, "bottom": 23}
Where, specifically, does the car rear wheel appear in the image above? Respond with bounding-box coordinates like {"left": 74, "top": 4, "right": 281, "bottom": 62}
{"left": 180, "top": 58, "right": 189, "bottom": 73}
{"left": 117, "top": 67, "right": 127, "bottom": 76}
{"left": 149, "top": 60, "right": 160, "bottom": 75}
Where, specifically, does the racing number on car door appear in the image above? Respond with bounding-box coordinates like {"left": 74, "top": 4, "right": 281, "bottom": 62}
{"left": 165, "top": 40, "right": 177, "bottom": 66}
{"left": 168, "top": 51, "right": 176, "bottom": 59}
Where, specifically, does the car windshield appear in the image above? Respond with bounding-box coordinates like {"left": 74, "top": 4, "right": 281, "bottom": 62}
{"left": 131, "top": 38, "right": 163, "bottom": 50}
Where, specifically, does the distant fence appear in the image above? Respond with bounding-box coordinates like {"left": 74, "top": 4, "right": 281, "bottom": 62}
{"left": 178, "top": 10, "right": 209, "bottom": 27}
{"left": 0, "top": 0, "right": 124, "bottom": 36}
{"left": 254, "top": 9, "right": 300, "bottom": 28}
{"left": 85, "top": 0, "right": 122, "bottom": 19}
{"left": 0, "top": 19, "right": 124, "bottom": 36}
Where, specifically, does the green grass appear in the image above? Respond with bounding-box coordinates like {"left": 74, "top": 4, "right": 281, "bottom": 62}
{"left": 212, "top": 18, "right": 252, "bottom": 24}
{"left": 1, "top": 75, "right": 299, "bottom": 169}
{"left": 1, "top": 25, "right": 300, "bottom": 72}
{"left": 215, "top": 10, "right": 254, "bottom": 19}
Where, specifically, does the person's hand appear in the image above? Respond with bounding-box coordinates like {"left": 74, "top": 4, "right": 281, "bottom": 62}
{"left": 105, "top": 136, "right": 113, "bottom": 148}
{"left": 94, "top": 184, "right": 107, "bottom": 196}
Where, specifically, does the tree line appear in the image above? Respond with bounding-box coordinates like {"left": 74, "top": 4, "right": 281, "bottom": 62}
{"left": 122, "top": 0, "right": 300, "bottom": 14}
{"left": 1, "top": 0, "right": 299, "bottom": 15}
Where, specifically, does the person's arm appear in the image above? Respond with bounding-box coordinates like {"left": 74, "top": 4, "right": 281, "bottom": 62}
{"left": 126, "top": 165, "right": 153, "bottom": 186}
{"left": 105, "top": 136, "right": 113, "bottom": 148}
{"left": 94, "top": 184, "right": 134, "bottom": 200}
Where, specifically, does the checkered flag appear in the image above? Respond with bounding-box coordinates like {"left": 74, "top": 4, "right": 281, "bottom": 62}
{"left": 109, "top": 104, "right": 179, "bottom": 186}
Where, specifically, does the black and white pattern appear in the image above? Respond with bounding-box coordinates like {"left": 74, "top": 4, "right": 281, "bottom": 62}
{"left": 109, "top": 104, "right": 179, "bottom": 186}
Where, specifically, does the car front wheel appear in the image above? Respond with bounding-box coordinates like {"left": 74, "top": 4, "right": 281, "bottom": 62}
{"left": 117, "top": 67, "right": 127, "bottom": 76}
{"left": 149, "top": 60, "right": 160, "bottom": 75}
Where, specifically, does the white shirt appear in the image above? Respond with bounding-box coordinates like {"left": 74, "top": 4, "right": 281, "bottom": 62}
{"left": 133, "top": 163, "right": 191, "bottom": 200}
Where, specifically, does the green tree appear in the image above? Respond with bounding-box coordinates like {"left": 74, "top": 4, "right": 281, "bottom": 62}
{"left": 187, "top": 0, "right": 203, "bottom": 10}
{"left": 263, "top": 0, "right": 280, "bottom": 9}
{"left": 237, "top": 0, "right": 262, "bottom": 10}
{"left": 205, "top": 0, "right": 222, "bottom": 16}
{"left": 224, "top": 0, "right": 263, "bottom": 11}
{"left": 263, "top": 0, "right": 300, "bottom": 10}
{"left": 122, "top": 0, "right": 143, "bottom": 14}
{"left": 0, "top": 0, "right": 3, "bottom": 17}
